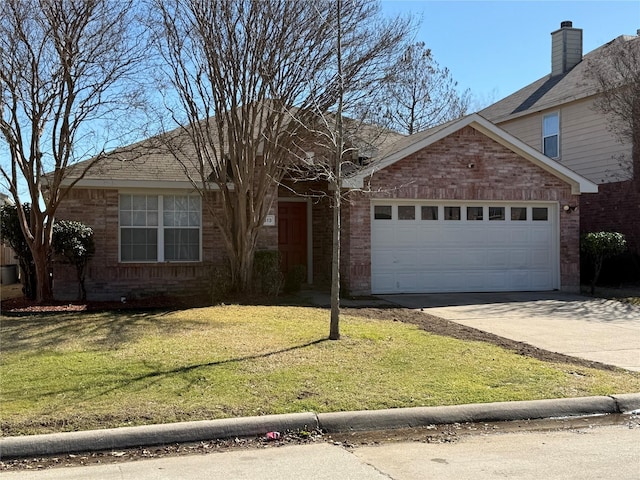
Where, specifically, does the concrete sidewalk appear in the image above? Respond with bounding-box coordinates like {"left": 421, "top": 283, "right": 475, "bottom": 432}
{"left": 380, "top": 291, "right": 640, "bottom": 371}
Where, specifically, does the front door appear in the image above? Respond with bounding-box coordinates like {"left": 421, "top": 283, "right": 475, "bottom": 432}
{"left": 278, "top": 201, "right": 308, "bottom": 278}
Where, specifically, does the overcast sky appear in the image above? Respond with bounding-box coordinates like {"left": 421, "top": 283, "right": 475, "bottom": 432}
{"left": 381, "top": 0, "right": 640, "bottom": 109}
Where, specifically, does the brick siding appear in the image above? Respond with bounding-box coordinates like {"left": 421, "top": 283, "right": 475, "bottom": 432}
{"left": 342, "top": 126, "right": 581, "bottom": 295}
{"left": 580, "top": 179, "right": 640, "bottom": 254}
{"left": 53, "top": 187, "right": 277, "bottom": 301}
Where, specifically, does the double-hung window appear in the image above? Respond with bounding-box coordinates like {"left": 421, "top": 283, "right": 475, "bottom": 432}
{"left": 542, "top": 112, "right": 559, "bottom": 158}
{"left": 120, "top": 194, "right": 201, "bottom": 262}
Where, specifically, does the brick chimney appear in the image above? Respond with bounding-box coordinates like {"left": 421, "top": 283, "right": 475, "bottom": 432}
{"left": 551, "top": 21, "right": 583, "bottom": 76}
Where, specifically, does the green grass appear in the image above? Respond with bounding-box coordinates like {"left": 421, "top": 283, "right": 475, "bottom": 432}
{"left": 2, "top": 305, "right": 639, "bottom": 436}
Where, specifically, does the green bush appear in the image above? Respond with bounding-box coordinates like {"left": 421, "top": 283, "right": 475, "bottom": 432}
{"left": 581, "top": 231, "right": 627, "bottom": 294}
{"left": 210, "top": 264, "right": 233, "bottom": 303}
{"left": 52, "top": 220, "right": 95, "bottom": 301}
{"left": 253, "top": 250, "right": 283, "bottom": 296}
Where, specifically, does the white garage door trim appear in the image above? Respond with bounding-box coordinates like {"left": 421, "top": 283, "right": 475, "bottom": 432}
{"left": 371, "top": 200, "right": 560, "bottom": 294}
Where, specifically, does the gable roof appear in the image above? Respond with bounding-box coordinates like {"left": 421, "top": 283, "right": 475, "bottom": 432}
{"left": 481, "top": 35, "right": 639, "bottom": 123}
{"left": 346, "top": 113, "right": 598, "bottom": 195}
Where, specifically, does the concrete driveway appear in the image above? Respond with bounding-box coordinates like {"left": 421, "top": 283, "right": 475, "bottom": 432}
{"left": 379, "top": 292, "right": 640, "bottom": 372}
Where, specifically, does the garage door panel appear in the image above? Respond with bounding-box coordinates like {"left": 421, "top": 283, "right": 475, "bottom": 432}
{"left": 530, "top": 249, "right": 551, "bottom": 267}
{"left": 371, "top": 202, "right": 558, "bottom": 293}
{"left": 510, "top": 271, "right": 532, "bottom": 289}
{"left": 483, "top": 272, "right": 509, "bottom": 291}
{"left": 459, "top": 249, "right": 489, "bottom": 268}
{"left": 487, "top": 250, "right": 510, "bottom": 267}
{"left": 465, "top": 272, "right": 492, "bottom": 290}
{"left": 508, "top": 228, "right": 532, "bottom": 243}
{"left": 373, "top": 227, "right": 397, "bottom": 247}
{"left": 393, "top": 226, "right": 420, "bottom": 246}
{"left": 508, "top": 249, "right": 530, "bottom": 268}
{"left": 486, "top": 229, "right": 511, "bottom": 245}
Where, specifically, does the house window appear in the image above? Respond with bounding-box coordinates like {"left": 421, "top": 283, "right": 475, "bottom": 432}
{"left": 542, "top": 112, "right": 559, "bottom": 158}
{"left": 467, "top": 206, "right": 483, "bottom": 220}
{"left": 511, "top": 207, "right": 527, "bottom": 221}
{"left": 374, "top": 205, "right": 392, "bottom": 220}
{"left": 398, "top": 205, "right": 415, "bottom": 220}
{"left": 120, "top": 194, "right": 201, "bottom": 262}
{"left": 489, "top": 207, "right": 505, "bottom": 221}
{"left": 421, "top": 206, "right": 438, "bottom": 220}
{"left": 532, "top": 207, "right": 549, "bottom": 221}
{"left": 444, "top": 206, "right": 460, "bottom": 220}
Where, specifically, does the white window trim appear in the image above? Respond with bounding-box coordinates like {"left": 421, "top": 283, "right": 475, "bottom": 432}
{"left": 542, "top": 112, "right": 560, "bottom": 159}
{"left": 119, "top": 193, "right": 202, "bottom": 263}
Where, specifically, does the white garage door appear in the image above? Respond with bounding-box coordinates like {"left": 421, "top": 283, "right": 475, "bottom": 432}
{"left": 371, "top": 202, "right": 559, "bottom": 294}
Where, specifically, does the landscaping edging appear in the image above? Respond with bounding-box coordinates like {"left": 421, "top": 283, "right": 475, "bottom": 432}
{"left": 1, "top": 394, "right": 639, "bottom": 459}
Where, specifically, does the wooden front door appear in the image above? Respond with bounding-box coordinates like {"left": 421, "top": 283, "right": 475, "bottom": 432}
{"left": 278, "top": 201, "right": 307, "bottom": 277}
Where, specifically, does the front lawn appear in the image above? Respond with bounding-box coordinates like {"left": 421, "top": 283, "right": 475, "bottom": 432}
{"left": 2, "top": 305, "right": 639, "bottom": 436}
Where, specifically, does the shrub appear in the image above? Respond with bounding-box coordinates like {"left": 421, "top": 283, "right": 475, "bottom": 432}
{"left": 210, "top": 264, "right": 233, "bottom": 303}
{"left": 581, "top": 231, "right": 627, "bottom": 294}
{"left": 253, "top": 250, "right": 283, "bottom": 296}
{"left": 52, "top": 220, "right": 95, "bottom": 301}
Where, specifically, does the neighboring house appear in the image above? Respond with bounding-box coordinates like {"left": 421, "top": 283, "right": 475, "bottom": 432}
{"left": 481, "top": 22, "right": 640, "bottom": 254}
{"left": 0, "top": 193, "right": 19, "bottom": 285}
{"left": 53, "top": 112, "right": 596, "bottom": 300}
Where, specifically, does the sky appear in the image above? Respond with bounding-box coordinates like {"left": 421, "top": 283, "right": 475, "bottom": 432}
{"left": 380, "top": 0, "right": 640, "bottom": 109}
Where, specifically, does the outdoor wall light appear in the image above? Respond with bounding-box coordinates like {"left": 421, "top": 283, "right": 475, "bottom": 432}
{"left": 563, "top": 204, "right": 577, "bottom": 213}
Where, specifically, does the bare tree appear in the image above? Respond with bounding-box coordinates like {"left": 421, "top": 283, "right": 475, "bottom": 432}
{"left": 152, "top": 0, "right": 410, "bottom": 298}
{"left": 381, "top": 42, "right": 470, "bottom": 134}
{"left": 587, "top": 35, "right": 640, "bottom": 183}
{"left": 287, "top": 0, "right": 410, "bottom": 339}
{"left": 0, "top": 0, "right": 146, "bottom": 301}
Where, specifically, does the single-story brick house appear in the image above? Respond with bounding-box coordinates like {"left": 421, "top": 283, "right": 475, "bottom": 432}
{"left": 53, "top": 113, "right": 596, "bottom": 300}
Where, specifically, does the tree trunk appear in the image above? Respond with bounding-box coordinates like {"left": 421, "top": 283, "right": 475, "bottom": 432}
{"left": 329, "top": 0, "right": 344, "bottom": 341}
{"left": 224, "top": 218, "right": 257, "bottom": 293}
{"left": 590, "top": 256, "right": 604, "bottom": 295}
{"left": 329, "top": 184, "right": 341, "bottom": 340}
{"left": 77, "top": 263, "right": 87, "bottom": 301}
{"left": 32, "top": 245, "right": 53, "bottom": 302}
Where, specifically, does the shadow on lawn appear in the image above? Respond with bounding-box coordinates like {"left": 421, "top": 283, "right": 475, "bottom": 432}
{"left": 2, "top": 337, "right": 330, "bottom": 405}
{"left": 0, "top": 310, "right": 209, "bottom": 355}
{"left": 96, "top": 337, "right": 330, "bottom": 397}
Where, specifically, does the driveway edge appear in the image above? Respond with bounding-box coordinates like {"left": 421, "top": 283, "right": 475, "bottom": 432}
{"left": 1, "top": 395, "right": 638, "bottom": 459}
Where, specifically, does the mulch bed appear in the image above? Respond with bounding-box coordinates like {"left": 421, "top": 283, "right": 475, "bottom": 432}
{"left": 342, "top": 306, "right": 621, "bottom": 372}
{"left": 0, "top": 295, "right": 202, "bottom": 314}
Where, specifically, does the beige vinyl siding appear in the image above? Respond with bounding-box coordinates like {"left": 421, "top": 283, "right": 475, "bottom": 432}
{"left": 497, "top": 98, "right": 631, "bottom": 185}
{"left": 499, "top": 116, "right": 541, "bottom": 150}
{"left": 560, "top": 99, "right": 631, "bottom": 183}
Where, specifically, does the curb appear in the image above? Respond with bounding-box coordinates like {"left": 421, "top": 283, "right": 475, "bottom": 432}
{"left": 1, "top": 394, "right": 639, "bottom": 459}
{"left": 0, "top": 412, "right": 318, "bottom": 460}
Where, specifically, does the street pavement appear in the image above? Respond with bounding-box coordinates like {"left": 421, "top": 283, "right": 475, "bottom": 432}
{"left": 2, "top": 422, "right": 639, "bottom": 479}
{"left": 380, "top": 291, "right": 640, "bottom": 371}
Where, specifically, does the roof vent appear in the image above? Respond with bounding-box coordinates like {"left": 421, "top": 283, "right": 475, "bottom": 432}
{"left": 551, "top": 21, "right": 583, "bottom": 76}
